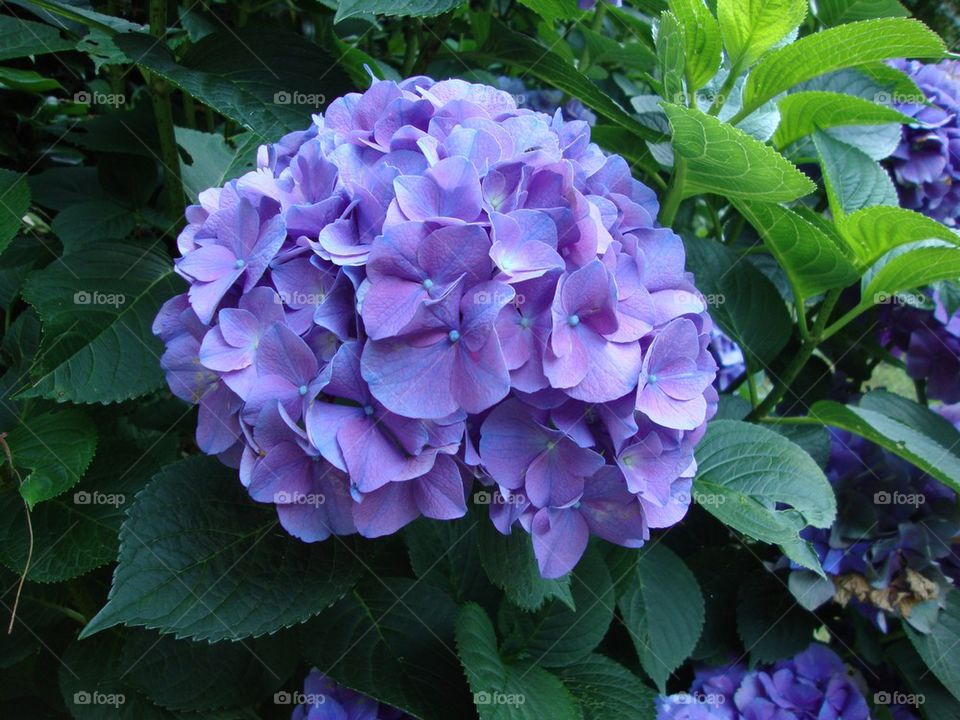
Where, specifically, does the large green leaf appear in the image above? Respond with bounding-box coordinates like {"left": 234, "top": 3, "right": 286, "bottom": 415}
{"left": 656, "top": 11, "right": 686, "bottom": 104}
{"left": 731, "top": 198, "right": 858, "bottom": 300}
{"left": 741, "top": 19, "right": 947, "bottom": 119}
{"left": 0, "top": 14, "right": 74, "bottom": 60}
{"left": 863, "top": 247, "right": 960, "bottom": 302}
{"left": 693, "top": 420, "right": 836, "bottom": 572}
{"left": 517, "top": 0, "right": 584, "bottom": 22}
{"left": 808, "top": 398, "right": 960, "bottom": 493}
{"left": 49, "top": 200, "right": 135, "bottom": 253}
{"left": 115, "top": 29, "right": 351, "bottom": 137}
{"left": 669, "top": 0, "right": 722, "bottom": 92}
{"left": 662, "top": 103, "right": 815, "bottom": 202}
{"left": 19, "top": 241, "right": 181, "bottom": 404}
{"left": 860, "top": 390, "right": 960, "bottom": 453}
{"left": 5, "top": 408, "right": 97, "bottom": 508}
{"left": 0, "top": 168, "right": 30, "bottom": 256}
{"left": 717, "top": 0, "right": 807, "bottom": 68}
{"left": 301, "top": 578, "right": 472, "bottom": 719}
{"left": 556, "top": 655, "right": 658, "bottom": 720}
{"left": 404, "top": 514, "right": 496, "bottom": 603}
{"left": 499, "top": 547, "right": 614, "bottom": 668}
{"left": 887, "top": 640, "right": 960, "bottom": 720}
{"left": 335, "top": 0, "right": 465, "bottom": 21}
{"left": 175, "top": 127, "right": 237, "bottom": 203}
{"left": 475, "top": 21, "right": 667, "bottom": 143}
{"left": 478, "top": 519, "right": 574, "bottom": 612}
{"left": 80, "top": 457, "right": 360, "bottom": 641}
{"left": 683, "top": 235, "right": 792, "bottom": 365}
{"left": 837, "top": 206, "right": 960, "bottom": 267}
{"left": 906, "top": 591, "right": 960, "bottom": 703}
{"left": 456, "top": 603, "right": 581, "bottom": 720}
{"left": 773, "top": 91, "right": 912, "bottom": 149}
{"left": 618, "top": 544, "right": 704, "bottom": 692}
{"left": 737, "top": 569, "right": 819, "bottom": 664}
{"left": 813, "top": 130, "right": 898, "bottom": 216}
{"left": 817, "top": 0, "right": 909, "bottom": 25}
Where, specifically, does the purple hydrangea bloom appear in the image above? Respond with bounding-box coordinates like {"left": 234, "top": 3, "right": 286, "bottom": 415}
{"left": 656, "top": 645, "right": 871, "bottom": 720}
{"left": 708, "top": 328, "right": 746, "bottom": 391}
{"left": 887, "top": 60, "right": 960, "bottom": 225}
{"left": 155, "top": 76, "right": 717, "bottom": 577}
{"left": 291, "top": 670, "right": 408, "bottom": 720}
{"left": 791, "top": 429, "right": 960, "bottom": 630}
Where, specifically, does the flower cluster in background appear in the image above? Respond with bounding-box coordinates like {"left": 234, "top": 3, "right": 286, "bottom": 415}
{"left": 495, "top": 76, "right": 597, "bottom": 125}
{"left": 154, "top": 76, "right": 718, "bottom": 578}
{"left": 879, "top": 286, "right": 960, "bottom": 404}
{"left": 291, "top": 670, "right": 407, "bottom": 720}
{"left": 656, "top": 644, "right": 871, "bottom": 720}
{"left": 888, "top": 59, "right": 960, "bottom": 226}
{"left": 790, "top": 429, "right": 960, "bottom": 631}
{"left": 707, "top": 328, "right": 746, "bottom": 392}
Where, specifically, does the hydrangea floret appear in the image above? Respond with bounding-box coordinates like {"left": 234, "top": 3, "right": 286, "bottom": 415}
{"left": 154, "top": 75, "right": 718, "bottom": 578}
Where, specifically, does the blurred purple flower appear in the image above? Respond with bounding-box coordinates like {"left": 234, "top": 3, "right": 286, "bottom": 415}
{"left": 291, "top": 670, "right": 409, "bottom": 720}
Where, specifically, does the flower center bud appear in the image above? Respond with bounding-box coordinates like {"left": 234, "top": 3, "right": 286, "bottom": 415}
{"left": 234, "top": 258, "right": 246, "bottom": 269}
{"left": 648, "top": 373, "right": 658, "bottom": 384}
{"left": 298, "top": 384, "right": 308, "bottom": 396}
{"left": 448, "top": 330, "right": 461, "bottom": 343}
{"left": 519, "top": 316, "right": 532, "bottom": 329}
{"left": 567, "top": 314, "right": 580, "bottom": 327}
{"left": 363, "top": 404, "right": 374, "bottom": 416}
{"left": 422, "top": 278, "right": 434, "bottom": 290}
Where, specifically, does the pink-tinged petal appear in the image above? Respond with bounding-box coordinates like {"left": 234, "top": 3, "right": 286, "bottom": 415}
{"left": 418, "top": 224, "right": 491, "bottom": 286}
{"left": 394, "top": 174, "right": 440, "bottom": 221}
{"left": 531, "top": 507, "right": 589, "bottom": 579}
{"left": 353, "top": 482, "right": 420, "bottom": 538}
{"left": 338, "top": 415, "right": 436, "bottom": 493}
{"left": 196, "top": 384, "right": 241, "bottom": 454}
{"left": 453, "top": 332, "right": 511, "bottom": 414}
{"left": 544, "top": 327, "right": 589, "bottom": 390}
{"left": 563, "top": 332, "right": 642, "bottom": 403}
{"left": 362, "top": 336, "right": 459, "bottom": 419}
{"left": 187, "top": 269, "right": 244, "bottom": 325}
{"left": 425, "top": 156, "right": 482, "bottom": 221}
{"left": 491, "top": 237, "right": 565, "bottom": 283}
{"left": 580, "top": 467, "right": 649, "bottom": 548}
{"left": 607, "top": 285, "right": 655, "bottom": 343}
{"left": 276, "top": 502, "right": 332, "bottom": 542}
{"left": 218, "top": 308, "right": 260, "bottom": 346}
{"left": 636, "top": 385, "right": 707, "bottom": 430}
{"left": 362, "top": 276, "right": 429, "bottom": 340}
{"left": 256, "top": 323, "right": 318, "bottom": 384}
{"left": 649, "top": 288, "right": 705, "bottom": 325}
{"left": 524, "top": 442, "right": 595, "bottom": 508}
{"left": 243, "top": 214, "right": 286, "bottom": 291}
{"left": 413, "top": 455, "right": 467, "bottom": 520}
{"left": 642, "top": 477, "right": 692, "bottom": 528}
{"left": 199, "top": 327, "right": 252, "bottom": 372}
{"left": 656, "top": 357, "right": 714, "bottom": 400}
{"left": 479, "top": 402, "right": 550, "bottom": 489}
{"left": 304, "top": 401, "right": 365, "bottom": 471}
{"left": 178, "top": 244, "right": 238, "bottom": 282}
{"left": 248, "top": 441, "right": 312, "bottom": 503}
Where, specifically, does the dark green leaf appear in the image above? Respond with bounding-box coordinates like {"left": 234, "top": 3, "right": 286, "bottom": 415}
{"left": 50, "top": 200, "right": 135, "bottom": 253}
{"left": 335, "top": 0, "right": 465, "bottom": 22}
{"left": 0, "top": 168, "right": 30, "bottom": 256}
{"left": 0, "top": 14, "right": 74, "bottom": 60}
{"left": 813, "top": 130, "right": 898, "bottom": 216}
{"left": 557, "top": 654, "right": 658, "bottom": 720}
{"left": 906, "top": 591, "right": 960, "bottom": 703}
{"left": 737, "top": 569, "right": 818, "bottom": 664}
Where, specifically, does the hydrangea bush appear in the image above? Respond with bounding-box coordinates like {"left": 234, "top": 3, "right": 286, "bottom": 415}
{"left": 3, "top": 1, "right": 960, "bottom": 719}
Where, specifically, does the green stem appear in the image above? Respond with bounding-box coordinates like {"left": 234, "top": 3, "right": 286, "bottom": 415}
{"left": 183, "top": 93, "right": 197, "bottom": 129}
{"left": 749, "top": 289, "right": 842, "bottom": 420}
{"left": 819, "top": 300, "right": 871, "bottom": 343}
{"left": 707, "top": 60, "right": 743, "bottom": 116}
{"left": 147, "top": 0, "right": 185, "bottom": 224}
{"left": 579, "top": 4, "right": 607, "bottom": 72}
{"left": 746, "top": 366, "right": 759, "bottom": 408}
{"left": 658, "top": 157, "right": 686, "bottom": 227}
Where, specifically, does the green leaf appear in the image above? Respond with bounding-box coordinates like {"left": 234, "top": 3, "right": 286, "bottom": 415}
{"left": 693, "top": 420, "right": 836, "bottom": 571}
{"left": 731, "top": 198, "right": 858, "bottom": 300}
{"left": 80, "top": 457, "right": 360, "bottom": 641}
{"left": 0, "top": 66, "right": 62, "bottom": 92}
{"left": 475, "top": 20, "right": 667, "bottom": 143}
{"left": 864, "top": 247, "right": 960, "bottom": 302}
{"left": 813, "top": 130, "right": 898, "bottom": 216}
{"left": 302, "top": 577, "right": 472, "bottom": 719}
{"left": 656, "top": 11, "right": 686, "bottom": 104}
{"left": 737, "top": 569, "right": 819, "bottom": 664}
{"left": 836, "top": 206, "right": 960, "bottom": 268}
{"left": 456, "top": 603, "right": 581, "bottom": 720}
{"left": 499, "top": 547, "right": 614, "bottom": 668}
{"left": 0, "top": 14, "right": 74, "bottom": 60}
{"left": 0, "top": 168, "right": 30, "bottom": 256}
{"left": 50, "top": 200, "right": 135, "bottom": 253}
{"left": 906, "top": 591, "right": 960, "bottom": 703}
{"left": 0, "top": 440, "right": 156, "bottom": 582}
{"left": 683, "top": 235, "right": 792, "bottom": 365}
{"left": 175, "top": 127, "right": 236, "bottom": 203}
{"left": 478, "top": 519, "right": 575, "bottom": 612}
{"left": 19, "top": 241, "right": 181, "bottom": 404}
{"left": 335, "top": 0, "right": 465, "bottom": 21}
{"left": 773, "top": 91, "right": 912, "bottom": 149}
{"left": 6, "top": 408, "right": 97, "bottom": 508}
{"left": 77, "top": 28, "right": 128, "bottom": 72}
{"left": 717, "top": 0, "right": 807, "bottom": 68}
{"left": 121, "top": 628, "right": 297, "bottom": 712}
{"left": 817, "top": 0, "right": 908, "bottom": 25}
{"left": 404, "top": 514, "right": 496, "bottom": 603}
{"left": 669, "top": 0, "right": 722, "bottom": 92}
{"left": 618, "top": 544, "right": 704, "bottom": 692}
{"left": 808, "top": 398, "right": 960, "bottom": 493}
{"left": 886, "top": 640, "right": 960, "bottom": 720}
{"left": 742, "top": 19, "right": 947, "bottom": 119}
{"left": 517, "top": 0, "right": 584, "bottom": 22}
{"left": 662, "top": 103, "right": 815, "bottom": 202}
{"left": 860, "top": 390, "right": 960, "bottom": 453}
{"left": 556, "top": 654, "right": 658, "bottom": 720}
{"left": 114, "top": 29, "right": 351, "bottom": 137}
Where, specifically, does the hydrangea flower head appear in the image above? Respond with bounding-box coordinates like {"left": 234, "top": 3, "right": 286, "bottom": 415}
{"left": 656, "top": 645, "right": 871, "bottom": 720}
{"left": 155, "top": 75, "right": 717, "bottom": 578}
{"left": 888, "top": 59, "right": 960, "bottom": 225}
